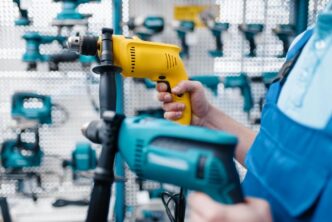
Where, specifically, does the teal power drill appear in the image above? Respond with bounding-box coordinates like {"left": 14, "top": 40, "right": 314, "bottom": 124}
{"left": 13, "top": 0, "right": 32, "bottom": 26}
{"left": 82, "top": 113, "right": 244, "bottom": 205}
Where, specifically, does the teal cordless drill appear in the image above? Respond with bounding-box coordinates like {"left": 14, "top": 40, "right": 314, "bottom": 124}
{"left": 125, "top": 16, "right": 165, "bottom": 41}
{"left": 238, "top": 24, "right": 264, "bottom": 57}
{"left": 174, "top": 21, "right": 195, "bottom": 58}
{"left": 12, "top": 0, "right": 32, "bottom": 26}
{"left": 272, "top": 24, "right": 295, "bottom": 58}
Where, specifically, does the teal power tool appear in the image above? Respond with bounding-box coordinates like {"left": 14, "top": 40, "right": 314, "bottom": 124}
{"left": 12, "top": 0, "right": 32, "bottom": 26}
{"left": 53, "top": 0, "right": 101, "bottom": 21}
{"left": 238, "top": 24, "right": 264, "bottom": 57}
{"left": 200, "top": 11, "right": 229, "bottom": 57}
{"left": 52, "top": 0, "right": 101, "bottom": 31}
{"left": 174, "top": 21, "right": 195, "bottom": 59}
{"left": 1, "top": 92, "right": 52, "bottom": 169}
{"left": 1, "top": 128, "right": 43, "bottom": 169}
{"left": 82, "top": 113, "right": 244, "bottom": 221}
{"left": 223, "top": 73, "right": 254, "bottom": 114}
{"left": 22, "top": 32, "right": 67, "bottom": 71}
{"left": 126, "top": 16, "right": 165, "bottom": 41}
{"left": 207, "top": 22, "right": 230, "bottom": 57}
{"left": 272, "top": 24, "right": 295, "bottom": 58}
{"left": 11, "top": 92, "right": 53, "bottom": 124}
{"left": 63, "top": 142, "right": 97, "bottom": 180}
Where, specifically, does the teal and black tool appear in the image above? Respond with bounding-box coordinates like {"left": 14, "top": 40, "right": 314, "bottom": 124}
{"left": 63, "top": 142, "right": 97, "bottom": 180}
{"left": 175, "top": 21, "right": 195, "bottom": 58}
{"left": 12, "top": 92, "right": 53, "bottom": 124}
{"left": 224, "top": 73, "right": 254, "bottom": 114}
{"left": 22, "top": 32, "right": 66, "bottom": 70}
{"left": 238, "top": 24, "right": 264, "bottom": 57}
{"left": 272, "top": 24, "right": 295, "bottom": 58}
{"left": 12, "top": 0, "right": 32, "bottom": 26}
{"left": 208, "top": 22, "right": 229, "bottom": 57}
{"left": 83, "top": 114, "right": 244, "bottom": 206}
{"left": 126, "top": 16, "right": 165, "bottom": 41}
{"left": 53, "top": 0, "right": 101, "bottom": 21}
{"left": 1, "top": 128, "right": 43, "bottom": 169}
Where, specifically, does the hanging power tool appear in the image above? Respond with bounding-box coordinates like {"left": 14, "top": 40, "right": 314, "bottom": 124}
{"left": 238, "top": 24, "right": 264, "bottom": 57}
{"left": 125, "top": 16, "right": 165, "bottom": 41}
{"left": 67, "top": 31, "right": 192, "bottom": 125}
{"left": 200, "top": 12, "right": 229, "bottom": 57}
{"left": 2, "top": 92, "right": 50, "bottom": 169}
{"left": 52, "top": 0, "right": 101, "bottom": 28}
{"left": 174, "top": 20, "right": 195, "bottom": 59}
{"left": 22, "top": 32, "right": 67, "bottom": 71}
{"left": 62, "top": 142, "right": 97, "bottom": 181}
{"left": 82, "top": 113, "right": 244, "bottom": 213}
{"left": 12, "top": 0, "right": 32, "bottom": 26}
{"left": 272, "top": 24, "right": 295, "bottom": 58}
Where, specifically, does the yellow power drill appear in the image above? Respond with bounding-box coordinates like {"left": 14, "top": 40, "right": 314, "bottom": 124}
{"left": 68, "top": 31, "right": 192, "bottom": 125}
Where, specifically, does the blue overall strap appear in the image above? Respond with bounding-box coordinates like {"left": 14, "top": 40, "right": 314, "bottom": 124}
{"left": 286, "top": 27, "right": 314, "bottom": 61}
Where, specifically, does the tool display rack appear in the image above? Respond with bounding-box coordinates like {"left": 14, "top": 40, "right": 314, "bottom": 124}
{"left": 0, "top": 0, "right": 329, "bottom": 221}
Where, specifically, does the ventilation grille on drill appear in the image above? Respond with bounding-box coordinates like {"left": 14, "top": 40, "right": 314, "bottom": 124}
{"left": 134, "top": 139, "right": 144, "bottom": 176}
{"left": 208, "top": 161, "right": 223, "bottom": 185}
{"left": 165, "top": 53, "right": 177, "bottom": 70}
{"left": 130, "top": 46, "right": 136, "bottom": 73}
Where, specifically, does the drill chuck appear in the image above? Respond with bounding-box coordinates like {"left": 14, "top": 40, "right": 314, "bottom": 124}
{"left": 67, "top": 35, "right": 98, "bottom": 56}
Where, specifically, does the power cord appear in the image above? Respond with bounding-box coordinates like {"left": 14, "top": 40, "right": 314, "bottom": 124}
{"left": 161, "top": 189, "right": 186, "bottom": 222}
{"left": 52, "top": 198, "right": 89, "bottom": 207}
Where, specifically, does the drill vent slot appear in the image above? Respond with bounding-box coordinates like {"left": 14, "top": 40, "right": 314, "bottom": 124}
{"left": 165, "top": 53, "right": 178, "bottom": 70}
{"left": 208, "top": 161, "right": 223, "bottom": 185}
{"left": 134, "top": 139, "right": 144, "bottom": 176}
{"left": 130, "top": 47, "right": 136, "bottom": 73}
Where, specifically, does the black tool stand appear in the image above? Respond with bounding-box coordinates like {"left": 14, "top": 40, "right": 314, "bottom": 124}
{"left": 84, "top": 28, "right": 123, "bottom": 222}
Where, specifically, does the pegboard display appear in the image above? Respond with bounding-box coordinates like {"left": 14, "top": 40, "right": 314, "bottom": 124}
{"left": 0, "top": 0, "right": 330, "bottom": 221}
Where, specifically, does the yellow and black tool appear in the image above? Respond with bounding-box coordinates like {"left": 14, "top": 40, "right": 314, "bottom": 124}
{"left": 68, "top": 31, "right": 192, "bottom": 125}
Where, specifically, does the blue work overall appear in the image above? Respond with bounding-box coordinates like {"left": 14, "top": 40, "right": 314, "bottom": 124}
{"left": 242, "top": 15, "right": 332, "bottom": 222}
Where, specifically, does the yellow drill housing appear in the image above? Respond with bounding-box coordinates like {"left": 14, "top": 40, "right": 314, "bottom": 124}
{"left": 97, "top": 35, "right": 192, "bottom": 125}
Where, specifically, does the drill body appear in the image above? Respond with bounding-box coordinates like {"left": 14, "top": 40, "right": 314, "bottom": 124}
{"left": 111, "top": 36, "right": 192, "bottom": 125}
{"left": 83, "top": 115, "right": 244, "bottom": 204}
{"left": 118, "top": 116, "right": 244, "bottom": 204}
{"left": 69, "top": 34, "right": 192, "bottom": 125}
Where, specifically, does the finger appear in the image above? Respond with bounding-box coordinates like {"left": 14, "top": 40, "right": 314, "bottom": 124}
{"left": 162, "top": 102, "right": 185, "bottom": 112}
{"left": 188, "top": 192, "right": 224, "bottom": 219}
{"left": 164, "top": 111, "right": 183, "bottom": 120}
{"left": 156, "top": 82, "right": 168, "bottom": 92}
{"left": 157, "top": 92, "right": 172, "bottom": 103}
{"left": 172, "top": 80, "right": 202, "bottom": 95}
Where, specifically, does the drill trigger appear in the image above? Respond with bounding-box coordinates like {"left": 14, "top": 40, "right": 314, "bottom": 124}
{"left": 157, "top": 80, "right": 172, "bottom": 93}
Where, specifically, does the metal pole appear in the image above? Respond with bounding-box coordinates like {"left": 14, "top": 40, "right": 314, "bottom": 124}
{"left": 113, "top": 0, "right": 125, "bottom": 221}
{"left": 294, "top": 0, "right": 309, "bottom": 34}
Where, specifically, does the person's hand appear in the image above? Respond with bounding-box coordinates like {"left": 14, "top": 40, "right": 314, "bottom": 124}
{"left": 156, "top": 80, "right": 212, "bottom": 126}
{"left": 189, "top": 192, "right": 272, "bottom": 222}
